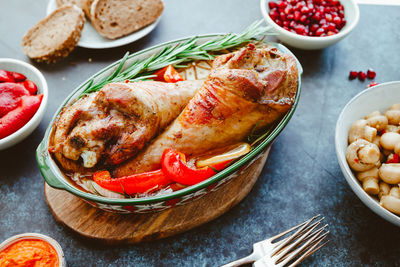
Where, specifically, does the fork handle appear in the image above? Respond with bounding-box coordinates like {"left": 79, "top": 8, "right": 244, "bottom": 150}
{"left": 220, "top": 252, "right": 258, "bottom": 267}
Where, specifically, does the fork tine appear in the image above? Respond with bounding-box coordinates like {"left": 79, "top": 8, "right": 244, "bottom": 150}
{"left": 276, "top": 229, "right": 329, "bottom": 267}
{"left": 268, "top": 215, "right": 321, "bottom": 242}
{"left": 286, "top": 235, "right": 329, "bottom": 267}
{"left": 271, "top": 217, "right": 325, "bottom": 256}
{"left": 273, "top": 223, "right": 327, "bottom": 261}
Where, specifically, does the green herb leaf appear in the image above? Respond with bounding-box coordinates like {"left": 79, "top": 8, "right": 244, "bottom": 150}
{"left": 79, "top": 20, "right": 273, "bottom": 97}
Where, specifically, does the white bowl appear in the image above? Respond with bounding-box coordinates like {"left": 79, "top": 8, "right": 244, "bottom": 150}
{"left": 0, "top": 58, "right": 48, "bottom": 150}
{"left": 335, "top": 81, "right": 400, "bottom": 227}
{"left": 260, "top": 0, "right": 360, "bottom": 50}
{"left": 0, "top": 233, "right": 66, "bottom": 266}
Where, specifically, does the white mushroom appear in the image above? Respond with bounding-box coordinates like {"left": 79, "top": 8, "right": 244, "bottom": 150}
{"left": 379, "top": 163, "right": 400, "bottom": 184}
{"left": 385, "top": 104, "right": 400, "bottom": 125}
{"left": 371, "top": 135, "right": 381, "bottom": 149}
{"left": 379, "top": 181, "right": 390, "bottom": 199}
{"left": 380, "top": 195, "right": 400, "bottom": 215}
{"left": 380, "top": 132, "right": 400, "bottom": 150}
{"left": 395, "top": 143, "right": 400, "bottom": 155}
{"left": 346, "top": 139, "right": 381, "bottom": 172}
{"left": 390, "top": 186, "right": 400, "bottom": 198}
{"left": 365, "top": 111, "right": 388, "bottom": 131}
{"left": 348, "top": 119, "right": 377, "bottom": 143}
{"left": 385, "top": 125, "right": 400, "bottom": 133}
{"left": 356, "top": 167, "right": 379, "bottom": 195}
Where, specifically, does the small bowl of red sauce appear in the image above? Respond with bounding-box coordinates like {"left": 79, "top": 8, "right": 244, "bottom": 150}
{"left": 260, "top": 0, "right": 359, "bottom": 49}
{"left": 0, "top": 58, "right": 48, "bottom": 150}
{"left": 0, "top": 233, "right": 65, "bottom": 267}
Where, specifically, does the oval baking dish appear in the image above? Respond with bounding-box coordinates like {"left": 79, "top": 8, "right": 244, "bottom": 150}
{"left": 36, "top": 34, "right": 303, "bottom": 213}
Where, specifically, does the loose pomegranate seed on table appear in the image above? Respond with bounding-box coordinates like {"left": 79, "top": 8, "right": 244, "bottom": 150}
{"left": 358, "top": 71, "right": 366, "bottom": 81}
{"left": 367, "top": 82, "right": 379, "bottom": 88}
{"left": 267, "top": 0, "right": 346, "bottom": 37}
{"left": 367, "top": 69, "right": 376, "bottom": 79}
{"left": 349, "top": 71, "right": 358, "bottom": 80}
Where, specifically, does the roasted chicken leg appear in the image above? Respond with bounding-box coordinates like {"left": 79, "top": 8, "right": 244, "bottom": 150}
{"left": 50, "top": 80, "right": 204, "bottom": 171}
{"left": 114, "top": 44, "right": 298, "bottom": 176}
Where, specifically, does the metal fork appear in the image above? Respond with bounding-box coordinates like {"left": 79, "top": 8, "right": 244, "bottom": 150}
{"left": 221, "top": 215, "right": 329, "bottom": 267}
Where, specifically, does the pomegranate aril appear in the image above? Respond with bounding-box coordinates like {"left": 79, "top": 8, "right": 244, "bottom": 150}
{"left": 294, "top": 11, "right": 301, "bottom": 21}
{"left": 349, "top": 71, "right": 358, "bottom": 80}
{"left": 280, "top": 12, "right": 286, "bottom": 20}
{"left": 333, "top": 16, "right": 341, "bottom": 25}
{"left": 367, "top": 69, "right": 376, "bottom": 79}
{"left": 287, "top": 14, "right": 294, "bottom": 20}
{"left": 300, "top": 15, "right": 307, "bottom": 23}
{"left": 295, "top": 24, "right": 306, "bottom": 34}
{"left": 278, "top": 1, "right": 287, "bottom": 9}
{"left": 327, "top": 23, "right": 336, "bottom": 31}
{"left": 358, "top": 71, "right": 367, "bottom": 81}
{"left": 283, "top": 20, "right": 290, "bottom": 27}
{"left": 268, "top": 1, "right": 278, "bottom": 9}
{"left": 315, "top": 28, "right": 325, "bottom": 36}
{"left": 300, "top": 7, "right": 309, "bottom": 14}
{"left": 310, "top": 24, "right": 319, "bottom": 32}
{"left": 367, "top": 82, "right": 379, "bottom": 88}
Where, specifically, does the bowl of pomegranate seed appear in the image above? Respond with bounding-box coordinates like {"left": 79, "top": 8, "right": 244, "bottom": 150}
{"left": 0, "top": 58, "right": 48, "bottom": 150}
{"left": 260, "top": 0, "right": 359, "bottom": 49}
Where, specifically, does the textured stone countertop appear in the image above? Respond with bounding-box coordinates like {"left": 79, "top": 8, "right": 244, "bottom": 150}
{"left": 1, "top": 0, "right": 400, "bottom": 266}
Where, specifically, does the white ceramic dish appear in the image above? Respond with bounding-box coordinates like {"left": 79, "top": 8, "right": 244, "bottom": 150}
{"left": 0, "top": 233, "right": 66, "bottom": 266}
{"left": 46, "top": 0, "right": 161, "bottom": 49}
{"left": 0, "top": 58, "right": 48, "bottom": 150}
{"left": 335, "top": 81, "right": 400, "bottom": 227}
{"left": 260, "top": 0, "right": 359, "bottom": 50}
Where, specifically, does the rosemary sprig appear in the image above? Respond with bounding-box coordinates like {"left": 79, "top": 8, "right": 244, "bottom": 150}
{"left": 80, "top": 20, "right": 273, "bottom": 96}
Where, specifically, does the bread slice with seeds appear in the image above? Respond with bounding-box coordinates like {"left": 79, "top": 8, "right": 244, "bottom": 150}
{"left": 21, "top": 5, "right": 85, "bottom": 63}
{"left": 90, "top": 0, "right": 164, "bottom": 39}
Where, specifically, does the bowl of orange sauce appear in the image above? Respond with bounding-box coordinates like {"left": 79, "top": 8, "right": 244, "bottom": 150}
{"left": 0, "top": 233, "right": 65, "bottom": 267}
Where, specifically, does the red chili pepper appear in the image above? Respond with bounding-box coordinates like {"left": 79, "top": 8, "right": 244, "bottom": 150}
{"left": 20, "top": 80, "right": 37, "bottom": 95}
{"left": 0, "top": 94, "right": 43, "bottom": 139}
{"left": 153, "top": 65, "right": 183, "bottom": 83}
{"left": 93, "top": 169, "right": 173, "bottom": 195}
{"left": 161, "top": 148, "right": 232, "bottom": 186}
{"left": 387, "top": 154, "right": 400, "bottom": 164}
{"left": 0, "top": 83, "right": 30, "bottom": 117}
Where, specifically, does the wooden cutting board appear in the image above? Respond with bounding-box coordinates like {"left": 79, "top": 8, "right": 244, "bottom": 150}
{"left": 44, "top": 147, "right": 270, "bottom": 245}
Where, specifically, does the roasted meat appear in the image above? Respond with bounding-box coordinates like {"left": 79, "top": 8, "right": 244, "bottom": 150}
{"left": 50, "top": 80, "right": 204, "bottom": 171}
{"left": 114, "top": 44, "right": 298, "bottom": 176}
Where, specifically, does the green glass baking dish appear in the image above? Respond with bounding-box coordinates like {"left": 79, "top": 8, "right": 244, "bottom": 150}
{"left": 36, "top": 34, "right": 303, "bottom": 213}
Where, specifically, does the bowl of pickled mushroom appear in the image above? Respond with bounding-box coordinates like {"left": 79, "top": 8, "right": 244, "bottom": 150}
{"left": 36, "top": 35, "right": 302, "bottom": 213}
{"left": 335, "top": 81, "right": 400, "bottom": 227}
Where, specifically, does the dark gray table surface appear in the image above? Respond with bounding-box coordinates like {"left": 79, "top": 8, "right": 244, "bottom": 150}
{"left": 1, "top": 0, "right": 400, "bottom": 266}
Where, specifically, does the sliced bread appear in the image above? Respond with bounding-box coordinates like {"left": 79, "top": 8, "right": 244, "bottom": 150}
{"left": 56, "top": 0, "right": 85, "bottom": 9}
{"left": 21, "top": 5, "right": 85, "bottom": 63}
{"left": 90, "top": 0, "right": 164, "bottom": 39}
{"left": 82, "top": 0, "right": 94, "bottom": 18}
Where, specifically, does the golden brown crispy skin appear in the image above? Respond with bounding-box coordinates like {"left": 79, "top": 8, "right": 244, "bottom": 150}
{"left": 50, "top": 80, "right": 204, "bottom": 172}
{"left": 114, "top": 45, "right": 298, "bottom": 176}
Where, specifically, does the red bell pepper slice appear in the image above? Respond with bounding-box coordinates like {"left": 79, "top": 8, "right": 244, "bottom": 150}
{"left": 0, "top": 94, "right": 42, "bottom": 139}
{"left": 0, "top": 70, "right": 15, "bottom": 83}
{"left": 93, "top": 169, "right": 173, "bottom": 195}
{"left": 387, "top": 154, "right": 400, "bottom": 164}
{"left": 161, "top": 149, "right": 232, "bottom": 186}
{"left": 153, "top": 65, "right": 183, "bottom": 83}
{"left": 20, "top": 80, "right": 38, "bottom": 95}
{"left": 0, "top": 83, "right": 30, "bottom": 117}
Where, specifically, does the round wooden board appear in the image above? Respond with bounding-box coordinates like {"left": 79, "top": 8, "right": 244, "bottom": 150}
{"left": 44, "top": 147, "right": 270, "bottom": 245}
